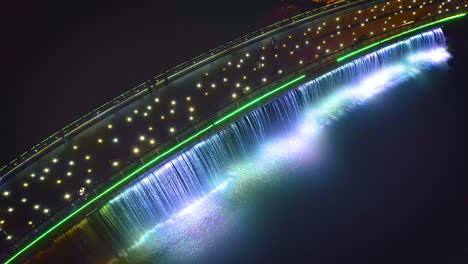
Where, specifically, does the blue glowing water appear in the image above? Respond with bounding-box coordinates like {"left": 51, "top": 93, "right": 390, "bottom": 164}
{"left": 33, "top": 28, "right": 452, "bottom": 264}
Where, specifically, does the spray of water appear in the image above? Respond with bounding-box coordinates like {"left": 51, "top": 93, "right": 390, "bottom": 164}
{"left": 37, "top": 28, "right": 449, "bottom": 263}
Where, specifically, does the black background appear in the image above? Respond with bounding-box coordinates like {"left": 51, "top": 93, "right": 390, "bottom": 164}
{"left": 1, "top": 0, "right": 468, "bottom": 263}
{"left": 0, "top": 0, "right": 284, "bottom": 165}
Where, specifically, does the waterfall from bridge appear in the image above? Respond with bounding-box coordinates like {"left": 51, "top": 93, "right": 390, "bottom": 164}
{"left": 32, "top": 28, "right": 449, "bottom": 263}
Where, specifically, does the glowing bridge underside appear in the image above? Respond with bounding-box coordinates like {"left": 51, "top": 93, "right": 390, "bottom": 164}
{"left": 0, "top": 0, "right": 466, "bottom": 262}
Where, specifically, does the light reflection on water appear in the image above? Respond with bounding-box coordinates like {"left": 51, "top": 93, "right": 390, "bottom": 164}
{"left": 125, "top": 47, "right": 451, "bottom": 263}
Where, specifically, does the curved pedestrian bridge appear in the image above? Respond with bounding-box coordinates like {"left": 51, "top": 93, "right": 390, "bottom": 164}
{"left": 0, "top": 0, "right": 466, "bottom": 262}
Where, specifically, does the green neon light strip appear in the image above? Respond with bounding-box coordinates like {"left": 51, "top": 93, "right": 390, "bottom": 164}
{"left": 337, "top": 13, "right": 467, "bottom": 62}
{"left": 3, "top": 75, "right": 305, "bottom": 264}
{"left": 214, "top": 75, "right": 306, "bottom": 125}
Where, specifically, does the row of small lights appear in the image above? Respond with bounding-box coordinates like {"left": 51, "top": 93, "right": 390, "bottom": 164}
{"left": 1, "top": 84, "right": 197, "bottom": 235}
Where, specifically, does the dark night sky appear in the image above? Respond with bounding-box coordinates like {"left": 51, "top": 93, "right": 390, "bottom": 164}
{"left": 0, "top": 0, "right": 287, "bottom": 165}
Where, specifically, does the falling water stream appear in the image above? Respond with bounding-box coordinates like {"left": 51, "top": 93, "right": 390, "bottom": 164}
{"left": 28, "top": 28, "right": 450, "bottom": 264}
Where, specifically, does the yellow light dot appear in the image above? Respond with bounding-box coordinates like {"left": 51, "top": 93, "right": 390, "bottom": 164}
{"left": 169, "top": 127, "right": 176, "bottom": 133}
{"left": 28, "top": 221, "right": 33, "bottom": 225}
{"left": 52, "top": 158, "right": 58, "bottom": 163}
{"left": 171, "top": 100, "right": 176, "bottom": 105}
{"left": 67, "top": 171, "right": 72, "bottom": 176}
{"left": 155, "top": 97, "right": 160, "bottom": 102}
{"left": 186, "top": 96, "right": 191, "bottom": 101}
{"left": 8, "top": 208, "right": 14, "bottom": 213}
{"left": 0, "top": 220, "right": 5, "bottom": 224}
{"left": 3, "top": 191, "right": 10, "bottom": 197}
{"left": 133, "top": 147, "right": 140, "bottom": 154}
{"left": 98, "top": 138, "right": 103, "bottom": 143}
{"left": 85, "top": 155, "right": 91, "bottom": 160}
{"left": 87, "top": 169, "right": 92, "bottom": 173}
{"left": 148, "top": 126, "right": 153, "bottom": 131}
{"left": 34, "top": 204, "right": 40, "bottom": 210}
{"left": 107, "top": 124, "right": 113, "bottom": 129}
{"left": 6, "top": 236, "right": 12, "bottom": 240}
{"left": 232, "top": 93, "right": 237, "bottom": 99}
{"left": 126, "top": 117, "right": 132, "bottom": 122}
{"left": 149, "top": 139, "right": 156, "bottom": 145}
{"left": 189, "top": 107, "right": 195, "bottom": 112}
{"left": 161, "top": 115, "right": 165, "bottom": 120}
{"left": 73, "top": 145, "right": 78, "bottom": 150}
{"left": 64, "top": 193, "right": 71, "bottom": 199}
{"left": 23, "top": 182, "right": 29, "bottom": 188}
{"left": 43, "top": 209, "right": 49, "bottom": 214}
{"left": 56, "top": 180, "right": 62, "bottom": 184}
{"left": 112, "top": 161, "right": 119, "bottom": 167}
{"left": 139, "top": 135, "right": 145, "bottom": 141}
{"left": 113, "top": 137, "right": 119, "bottom": 143}
{"left": 43, "top": 168, "right": 49, "bottom": 173}
{"left": 21, "top": 198, "right": 27, "bottom": 203}
{"left": 86, "top": 179, "right": 92, "bottom": 184}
